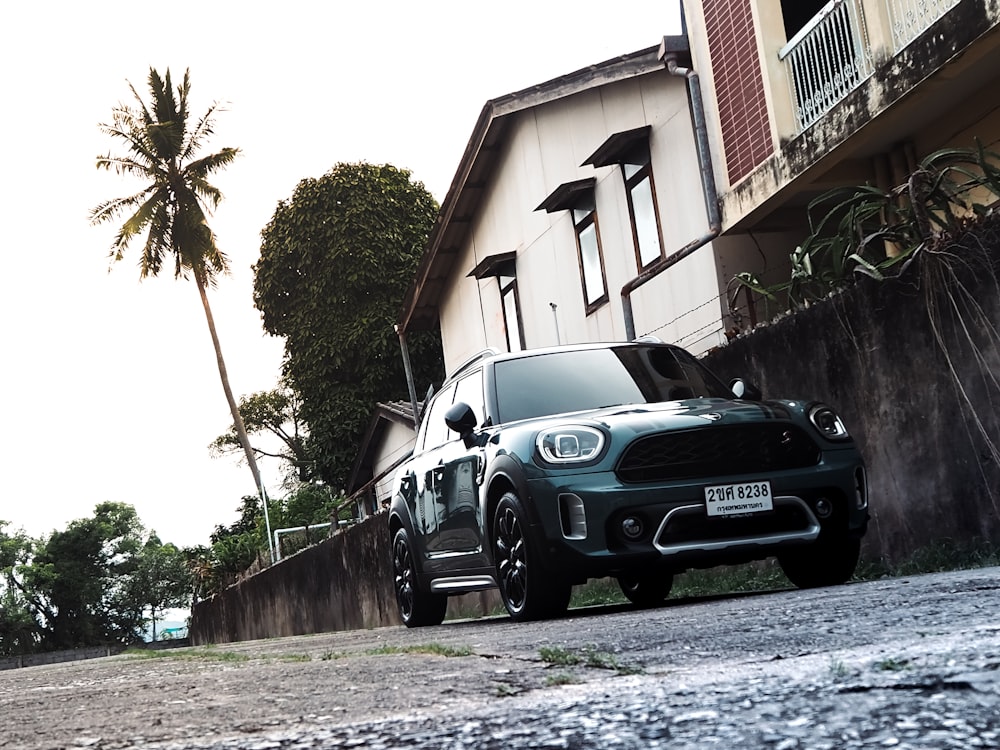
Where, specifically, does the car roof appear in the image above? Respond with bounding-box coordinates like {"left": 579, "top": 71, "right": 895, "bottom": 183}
{"left": 443, "top": 339, "right": 681, "bottom": 384}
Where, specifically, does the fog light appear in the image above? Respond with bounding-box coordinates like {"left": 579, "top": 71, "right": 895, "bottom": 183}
{"left": 814, "top": 498, "right": 833, "bottom": 518}
{"left": 621, "top": 516, "right": 644, "bottom": 540}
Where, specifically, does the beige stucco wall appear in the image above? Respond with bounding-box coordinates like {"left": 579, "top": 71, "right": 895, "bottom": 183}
{"left": 438, "top": 70, "right": 725, "bottom": 373}
{"left": 372, "top": 420, "right": 417, "bottom": 505}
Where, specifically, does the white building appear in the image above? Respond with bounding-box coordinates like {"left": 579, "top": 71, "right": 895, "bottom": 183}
{"left": 347, "top": 0, "right": 1000, "bottom": 507}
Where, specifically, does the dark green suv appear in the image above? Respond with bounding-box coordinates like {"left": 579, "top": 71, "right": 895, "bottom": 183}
{"left": 388, "top": 341, "right": 868, "bottom": 626}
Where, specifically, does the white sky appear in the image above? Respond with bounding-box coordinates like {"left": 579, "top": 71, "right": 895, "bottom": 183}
{"left": 0, "top": 1, "right": 682, "bottom": 549}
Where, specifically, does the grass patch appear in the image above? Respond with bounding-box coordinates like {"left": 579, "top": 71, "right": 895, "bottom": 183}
{"left": 566, "top": 537, "right": 1000, "bottom": 609}
{"left": 873, "top": 657, "right": 910, "bottom": 672}
{"left": 275, "top": 653, "right": 312, "bottom": 662}
{"left": 538, "top": 644, "right": 642, "bottom": 675}
{"left": 672, "top": 562, "right": 789, "bottom": 598}
{"left": 828, "top": 658, "right": 850, "bottom": 680}
{"left": 544, "top": 673, "right": 580, "bottom": 686}
{"left": 538, "top": 645, "right": 580, "bottom": 667}
{"left": 570, "top": 578, "right": 627, "bottom": 608}
{"left": 857, "top": 537, "right": 1000, "bottom": 579}
{"left": 124, "top": 647, "right": 249, "bottom": 663}
{"left": 365, "top": 643, "right": 473, "bottom": 658}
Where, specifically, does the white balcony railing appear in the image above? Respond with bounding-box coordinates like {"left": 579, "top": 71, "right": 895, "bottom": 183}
{"left": 885, "top": 0, "right": 961, "bottom": 51}
{"left": 779, "top": 0, "right": 875, "bottom": 132}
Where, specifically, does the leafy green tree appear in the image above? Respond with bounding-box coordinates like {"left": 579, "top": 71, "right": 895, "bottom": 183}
{"left": 210, "top": 379, "right": 313, "bottom": 485}
{"left": 0, "top": 522, "right": 42, "bottom": 656}
{"left": 281, "top": 484, "right": 338, "bottom": 528}
{"left": 24, "top": 503, "right": 147, "bottom": 649}
{"left": 127, "top": 536, "right": 191, "bottom": 641}
{"left": 195, "top": 485, "right": 344, "bottom": 595}
{"left": 2, "top": 508, "right": 195, "bottom": 654}
{"left": 89, "top": 68, "right": 267, "bottom": 510}
{"left": 206, "top": 495, "right": 270, "bottom": 590}
{"left": 253, "top": 162, "right": 444, "bottom": 489}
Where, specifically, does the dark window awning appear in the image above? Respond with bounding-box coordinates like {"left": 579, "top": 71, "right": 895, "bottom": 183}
{"left": 582, "top": 125, "right": 651, "bottom": 168}
{"left": 534, "top": 177, "right": 597, "bottom": 213}
{"left": 468, "top": 250, "right": 517, "bottom": 279}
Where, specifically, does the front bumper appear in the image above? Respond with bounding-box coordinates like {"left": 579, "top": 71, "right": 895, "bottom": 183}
{"left": 523, "top": 453, "right": 868, "bottom": 579}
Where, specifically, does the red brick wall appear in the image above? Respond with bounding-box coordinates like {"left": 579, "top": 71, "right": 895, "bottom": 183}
{"left": 703, "top": 0, "right": 774, "bottom": 184}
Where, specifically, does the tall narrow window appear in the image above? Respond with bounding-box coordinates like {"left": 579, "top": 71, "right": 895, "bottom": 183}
{"left": 574, "top": 208, "right": 607, "bottom": 308}
{"left": 499, "top": 274, "right": 524, "bottom": 353}
{"left": 536, "top": 178, "right": 608, "bottom": 314}
{"left": 623, "top": 158, "right": 664, "bottom": 268}
{"left": 584, "top": 127, "right": 666, "bottom": 271}
{"left": 468, "top": 251, "right": 525, "bottom": 352}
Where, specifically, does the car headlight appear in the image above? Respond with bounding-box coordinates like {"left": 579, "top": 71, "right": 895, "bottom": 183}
{"left": 536, "top": 426, "right": 605, "bottom": 464}
{"left": 808, "top": 404, "right": 850, "bottom": 440}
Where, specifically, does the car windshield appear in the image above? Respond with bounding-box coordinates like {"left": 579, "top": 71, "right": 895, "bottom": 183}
{"left": 493, "top": 345, "right": 733, "bottom": 424}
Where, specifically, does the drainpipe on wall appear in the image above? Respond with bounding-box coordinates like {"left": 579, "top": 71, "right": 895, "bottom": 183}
{"left": 621, "top": 40, "right": 723, "bottom": 341}
{"left": 395, "top": 325, "right": 422, "bottom": 432}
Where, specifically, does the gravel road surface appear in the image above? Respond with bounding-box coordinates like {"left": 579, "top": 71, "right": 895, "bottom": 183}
{"left": 2, "top": 567, "right": 998, "bottom": 749}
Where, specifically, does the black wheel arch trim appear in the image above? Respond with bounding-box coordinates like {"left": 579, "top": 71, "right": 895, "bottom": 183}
{"left": 483, "top": 455, "right": 538, "bottom": 528}
{"left": 388, "top": 499, "right": 435, "bottom": 592}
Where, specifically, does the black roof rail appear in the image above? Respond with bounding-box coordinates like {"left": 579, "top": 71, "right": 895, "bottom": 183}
{"left": 447, "top": 348, "right": 501, "bottom": 380}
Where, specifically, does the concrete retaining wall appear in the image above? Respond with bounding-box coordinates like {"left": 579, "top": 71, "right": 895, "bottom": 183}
{"left": 706, "top": 246, "right": 1000, "bottom": 563}
{"left": 190, "top": 513, "right": 397, "bottom": 644}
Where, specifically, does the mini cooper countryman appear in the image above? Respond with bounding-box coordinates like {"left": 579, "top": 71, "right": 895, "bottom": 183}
{"left": 388, "top": 341, "right": 868, "bottom": 626}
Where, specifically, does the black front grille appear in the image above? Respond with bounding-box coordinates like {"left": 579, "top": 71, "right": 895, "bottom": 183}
{"left": 616, "top": 424, "right": 820, "bottom": 483}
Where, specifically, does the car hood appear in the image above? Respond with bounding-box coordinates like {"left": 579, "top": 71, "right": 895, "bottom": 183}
{"left": 557, "top": 398, "right": 800, "bottom": 436}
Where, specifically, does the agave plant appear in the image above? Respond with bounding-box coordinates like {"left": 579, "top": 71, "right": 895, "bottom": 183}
{"left": 731, "top": 141, "right": 1000, "bottom": 312}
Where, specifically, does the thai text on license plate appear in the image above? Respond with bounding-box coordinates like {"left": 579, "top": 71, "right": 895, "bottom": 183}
{"left": 704, "top": 480, "right": 773, "bottom": 516}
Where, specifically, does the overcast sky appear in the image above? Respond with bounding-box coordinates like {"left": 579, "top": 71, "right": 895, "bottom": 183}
{"left": 0, "top": 1, "right": 682, "bottom": 549}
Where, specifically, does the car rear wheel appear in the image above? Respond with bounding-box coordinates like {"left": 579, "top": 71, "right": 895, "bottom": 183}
{"left": 778, "top": 536, "right": 861, "bottom": 589}
{"left": 617, "top": 572, "right": 674, "bottom": 607}
{"left": 392, "top": 527, "right": 447, "bottom": 627}
{"left": 493, "top": 492, "right": 571, "bottom": 621}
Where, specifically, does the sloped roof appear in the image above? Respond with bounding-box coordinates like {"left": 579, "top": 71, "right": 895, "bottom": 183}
{"left": 397, "top": 44, "right": 668, "bottom": 334}
{"left": 345, "top": 401, "right": 420, "bottom": 495}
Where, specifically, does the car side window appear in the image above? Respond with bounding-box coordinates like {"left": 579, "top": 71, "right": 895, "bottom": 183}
{"left": 452, "top": 369, "right": 485, "bottom": 430}
{"left": 418, "top": 383, "right": 456, "bottom": 452}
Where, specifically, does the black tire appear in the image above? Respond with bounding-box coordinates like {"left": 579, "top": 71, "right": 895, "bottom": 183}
{"left": 493, "top": 492, "right": 572, "bottom": 622}
{"left": 392, "top": 527, "right": 447, "bottom": 627}
{"left": 617, "top": 572, "right": 674, "bottom": 607}
{"left": 778, "top": 536, "right": 861, "bottom": 589}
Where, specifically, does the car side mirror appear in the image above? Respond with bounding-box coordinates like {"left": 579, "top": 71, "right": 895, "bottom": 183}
{"left": 445, "top": 401, "right": 479, "bottom": 446}
{"left": 730, "top": 378, "right": 762, "bottom": 401}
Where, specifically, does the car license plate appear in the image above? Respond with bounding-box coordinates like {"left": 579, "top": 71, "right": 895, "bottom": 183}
{"left": 704, "top": 480, "right": 773, "bottom": 516}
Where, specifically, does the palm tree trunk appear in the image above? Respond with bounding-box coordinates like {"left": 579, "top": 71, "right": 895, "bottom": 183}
{"left": 194, "top": 273, "right": 275, "bottom": 562}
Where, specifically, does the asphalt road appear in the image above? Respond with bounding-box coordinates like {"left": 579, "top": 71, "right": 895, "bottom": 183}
{"left": 2, "top": 567, "right": 998, "bottom": 749}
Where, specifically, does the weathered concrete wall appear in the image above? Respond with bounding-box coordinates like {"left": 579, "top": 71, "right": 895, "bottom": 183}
{"left": 190, "top": 513, "right": 398, "bottom": 645}
{"left": 705, "top": 232, "right": 1000, "bottom": 563}
{"left": 190, "top": 515, "right": 501, "bottom": 645}
{"left": 191, "top": 227, "right": 1000, "bottom": 642}
{"left": 0, "top": 639, "right": 189, "bottom": 671}
{"left": 0, "top": 646, "right": 120, "bottom": 671}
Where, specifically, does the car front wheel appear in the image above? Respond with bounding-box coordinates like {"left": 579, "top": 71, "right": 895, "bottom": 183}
{"left": 493, "top": 492, "right": 571, "bottom": 622}
{"left": 617, "top": 572, "right": 674, "bottom": 607}
{"left": 778, "top": 536, "right": 861, "bottom": 589}
{"left": 392, "top": 527, "right": 447, "bottom": 627}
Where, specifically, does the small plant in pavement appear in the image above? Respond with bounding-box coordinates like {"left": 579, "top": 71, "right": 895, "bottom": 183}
{"left": 873, "top": 656, "right": 911, "bottom": 672}
{"left": 366, "top": 643, "right": 473, "bottom": 658}
{"left": 539, "top": 644, "right": 642, "bottom": 675}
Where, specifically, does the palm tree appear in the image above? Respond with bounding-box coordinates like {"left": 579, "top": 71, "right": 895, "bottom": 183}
{"left": 91, "top": 68, "right": 271, "bottom": 557}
